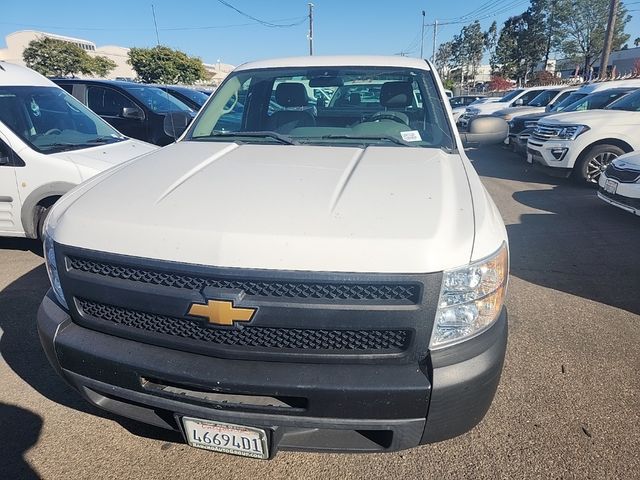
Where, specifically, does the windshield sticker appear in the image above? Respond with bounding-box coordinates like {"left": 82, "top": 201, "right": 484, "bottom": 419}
{"left": 400, "top": 130, "right": 422, "bottom": 142}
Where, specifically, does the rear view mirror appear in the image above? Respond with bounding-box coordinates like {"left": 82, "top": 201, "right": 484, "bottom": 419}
{"left": 121, "top": 107, "right": 144, "bottom": 120}
{"left": 163, "top": 111, "right": 192, "bottom": 139}
{"left": 461, "top": 116, "right": 508, "bottom": 147}
{"left": 309, "top": 76, "right": 343, "bottom": 87}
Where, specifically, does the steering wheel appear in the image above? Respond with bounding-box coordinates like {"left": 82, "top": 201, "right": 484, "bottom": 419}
{"left": 222, "top": 93, "right": 238, "bottom": 114}
{"left": 361, "top": 111, "right": 409, "bottom": 126}
{"left": 43, "top": 128, "right": 62, "bottom": 135}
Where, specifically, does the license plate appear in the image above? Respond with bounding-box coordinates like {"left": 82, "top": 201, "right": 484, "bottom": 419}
{"left": 605, "top": 179, "right": 618, "bottom": 195}
{"left": 182, "top": 417, "right": 269, "bottom": 459}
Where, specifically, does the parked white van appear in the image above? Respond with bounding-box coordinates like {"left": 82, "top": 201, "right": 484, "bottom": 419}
{"left": 0, "top": 62, "right": 158, "bottom": 239}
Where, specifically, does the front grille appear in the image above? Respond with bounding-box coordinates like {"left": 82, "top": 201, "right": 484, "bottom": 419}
{"left": 605, "top": 164, "right": 640, "bottom": 183}
{"left": 68, "top": 256, "right": 420, "bottom": 303}
{"left": 78, "top": 299, "right": 410, "bottom": 352}
{"left": 599, "top": 189, "right": 640, "bottom": 210}
{"left": 532, "top": 124, "right": 561, "bottom": 142}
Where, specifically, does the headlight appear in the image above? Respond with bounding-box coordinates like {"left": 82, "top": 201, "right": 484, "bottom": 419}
{"left": 507, "top": 120, "right": 515, "bottom": 128}
{"left": 430, "top": 244, "right": 508, "bottom": 349}
{"left": 465, "top": 107, "right": 480, "bottom": 116}
{"left": 557, "top": 124, "right": 589, "bottom": 140}
{"left": 43, "top": 216, "right": 68, "bottom": 310}
{"left": 524, "top": 120, "right": 538, "bottom": 129}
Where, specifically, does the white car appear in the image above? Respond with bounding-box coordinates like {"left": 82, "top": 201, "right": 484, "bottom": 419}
{"left": 0, "top": 62, "right": 158, "bottom": 239}
{"left": 527, "top": 88, "right": 640, "bottom": 183}
{"left": 459, "top": 86, "right": 550, "bottom": 128}
{"left": 598, "top": 152, "right": 640, "bottom": 216}
{"left": 493, "top": 86, "right": 578, "bottom": 121}
{"left": 38, "top": 55, "right": 509, "bottom": 458}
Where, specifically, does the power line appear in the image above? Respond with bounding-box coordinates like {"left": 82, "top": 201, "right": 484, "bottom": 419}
{"left": 215, "top": 0, "right": 307, "bottom": 28}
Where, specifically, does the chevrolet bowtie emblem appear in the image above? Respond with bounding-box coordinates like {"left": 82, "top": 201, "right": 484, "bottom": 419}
{"left": 187, "top": 300, "right": 256, "bottom": 326}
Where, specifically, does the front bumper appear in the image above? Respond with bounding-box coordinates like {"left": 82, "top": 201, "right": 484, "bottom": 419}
{"left": 38, "top": 291, "right": 507, "bottom": 456}
{"left": 597, "top": 176, "right": 640, "bottom": 216}
{"left": 526, "top": 140, "right": 575, "bottom": 177}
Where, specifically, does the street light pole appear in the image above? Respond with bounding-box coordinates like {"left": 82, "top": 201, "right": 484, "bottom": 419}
{"left": 420, "top": 10, "right": 426, "bottom": 59}
{"left": 432, "top": 19, "right": 438, "bottom": 63}
{"left": 308, "top": 3, "right": 314, "bottom": 56}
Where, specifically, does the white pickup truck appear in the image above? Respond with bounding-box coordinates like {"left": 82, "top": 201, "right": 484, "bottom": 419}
{"left": 38, "top": 56, "right": 509, "bottom": 459}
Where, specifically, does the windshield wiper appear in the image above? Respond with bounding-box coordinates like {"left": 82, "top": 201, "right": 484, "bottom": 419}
{"left": 319, "top": 134, "right": 415, "bottom": 147}
{"left": 199, "top": 131, "right": 298, "bottom": 145}
{"left": 86, "top": 136, "right": 125, "bottom": 143}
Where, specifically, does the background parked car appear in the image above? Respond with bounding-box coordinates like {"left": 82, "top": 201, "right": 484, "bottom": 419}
{"left": 53, "top": 79, "right": 196, "bottom": 146}
{"left": 598, "top": 151, "right": 640, "bottom": 216}
{"left": 493, "top": 86, "right": 578, "bottom": 121}
{"left": 508, "top": 87, "right": 637, "bottom": 153}
{"left": 527, "top": 88, "right": 640, "bottom": 183}
{"left": 0, "top": 63, "right": 157, "bottom": 239}
{"left": 151, "top": 85, "right": 210, "bottom": 110}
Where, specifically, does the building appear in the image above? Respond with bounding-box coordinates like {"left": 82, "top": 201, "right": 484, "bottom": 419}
{"left": 0, "top": 30, "right": 233, "bottom": 84}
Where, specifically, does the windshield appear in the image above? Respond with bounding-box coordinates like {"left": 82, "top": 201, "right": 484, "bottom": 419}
{"left": 171, "top": 87, "right": 209, "bottom": 107}
{"left": 187, "top": 66, "right": 455, "bottom": 150}
{"left": 122, "top": 85, "right": 194, "bottom": 114}
{"left": 0, "top": 86, "right": 125, "bottom": 154}
{"left": 564, "top": 89, "right": 635, "bottom": 112}
{"left": 527, "top": 90, "right": 559, "bottom": 107}
{"left": 499, "top": 89, "right": 523, "bottom": 102}
{"left": 606, "top": 89, "right": 640, "bottom": 112}
{"left": 551, "top": 92, "right": 586, "bottom": 112}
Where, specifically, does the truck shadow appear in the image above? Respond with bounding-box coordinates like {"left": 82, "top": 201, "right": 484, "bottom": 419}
{"left": 0, "top": 257, "right": 183, "bottom": 445}
{"left": 0, "top": 402, "right": 42, "bottom": 480}
{"left": 470, "top": 146, "right": 640, "bottom": 315}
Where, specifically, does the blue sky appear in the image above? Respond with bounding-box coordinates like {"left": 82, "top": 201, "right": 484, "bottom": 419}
{"left": 2, "top": 0, "right": 640, "bottom": 66}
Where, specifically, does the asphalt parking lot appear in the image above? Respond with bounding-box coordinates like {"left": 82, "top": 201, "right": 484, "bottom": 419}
{"left": 1, "top": 146, "right": 639, "bottom": 480}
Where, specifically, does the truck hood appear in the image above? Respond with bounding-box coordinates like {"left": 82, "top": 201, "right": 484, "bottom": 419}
{"left": 469, "top": 101, "right": 509, "bottom": 114}
{"left": 539, "top": 109, "right": 640, "bottom": 127}
{"left": 53, "top": 138, "right": 158, "bottom": 177}
{"left": 54, "top": 141, "right": 475, "bottom": 273}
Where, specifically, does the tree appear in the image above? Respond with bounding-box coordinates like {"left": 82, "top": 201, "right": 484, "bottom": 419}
{"left": 554, "top": 0, "right": 630, "bottom": 78}
{"left": 87, "top": 56, "right": 117, "bottom": 77}
{"left": 493, "top": 11, "right": 547, "bottom": 84}
{"left": 127, "top": 46, "right": 207, "bottom": 84}
{"left": 488, "top": 76, "right": 513, "bottom": 92}
{"left": 435, "top": 41, "right": 454, "bottom": 79}
{"left": 634, "top": 37, "right": 640, "bottom": 47}
{"left": 23, "top": 37, "right": 115, "bottom": 78}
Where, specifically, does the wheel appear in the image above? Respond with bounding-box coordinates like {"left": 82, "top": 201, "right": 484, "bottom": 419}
{"left": 35, "top": 205, "right": 51, "bottom": 241}
{"left": 575, "top": 144, "right": 625, "bottom": 184}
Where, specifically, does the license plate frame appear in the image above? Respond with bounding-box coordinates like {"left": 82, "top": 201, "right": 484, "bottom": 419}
{"left": 604, "top": 179, "right": 618, "bottom": 195}
{"left": 182, "top": 417, "right": 269, "bottom": 459}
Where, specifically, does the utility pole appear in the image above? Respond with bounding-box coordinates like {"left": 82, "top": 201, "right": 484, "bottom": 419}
{"left": 420, "top": 10, "right": 426, "bottom": 59}
{"left": 599, "top": 0, "right": 619, "bottom": 79}
{"left": 431, "top": 20, "right": 438, "bottom": 63}
{"left": 308, "top": 3, "right": 314, "bottom": 56}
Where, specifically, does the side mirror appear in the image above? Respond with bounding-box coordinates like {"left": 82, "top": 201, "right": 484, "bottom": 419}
{"left": 512, "top": 98, "right": 524, "bottom": 107}
{"left": 461, "top": 115, "right": 509, "bottom": 147}
{"left": 163, "top": 111, "right": 192, "bottom": 139}
{"left": 121, "top": 106, "right": 145, "bottom": 120}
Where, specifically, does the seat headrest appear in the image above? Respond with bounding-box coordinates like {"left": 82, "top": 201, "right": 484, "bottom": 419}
{"left": 380, "top": 82, "right": 414, "bottom": 108}
{"left": 275, "top": 83, "right": 308, "bottom": 107}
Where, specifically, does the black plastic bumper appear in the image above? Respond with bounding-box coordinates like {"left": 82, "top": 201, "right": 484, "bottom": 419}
{"left": 38, "top": 290, "right": 507, "bottom": 456}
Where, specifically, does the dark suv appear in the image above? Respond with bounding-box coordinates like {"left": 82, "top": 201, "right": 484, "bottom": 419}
{"left": 53, "top": 79, "right": 195, "bottom": 146}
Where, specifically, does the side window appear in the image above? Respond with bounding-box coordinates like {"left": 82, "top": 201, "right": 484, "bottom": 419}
{"left": 58, "top": 84, "right": 74, "bottom": 95}
{"left": 87, "top": 86, "right": 136, "bottom": 117}
{"left": 554, "top": 91, "right": 571, "bottom": 105}
{"left": 517, "top": 90, "right": 541, "bottom": 105}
